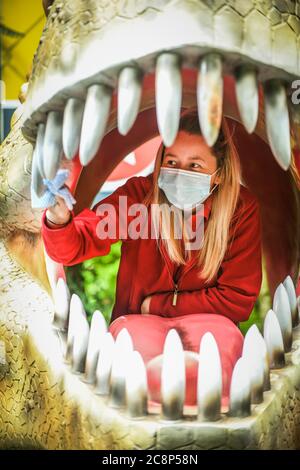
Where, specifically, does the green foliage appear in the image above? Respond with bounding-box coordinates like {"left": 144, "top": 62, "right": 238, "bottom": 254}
{"left": 65, "top": 241, "right": 122, "bottom": 324}
{"left": 239, "top": 255, "right": 271, "bottom": 336}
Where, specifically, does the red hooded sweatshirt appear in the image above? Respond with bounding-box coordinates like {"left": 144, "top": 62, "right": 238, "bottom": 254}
{"left": 41, "top": 172, "right": 262, "bottom": 326}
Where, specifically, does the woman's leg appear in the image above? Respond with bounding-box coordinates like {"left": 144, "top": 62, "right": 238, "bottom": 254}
{"left": 109, "top": 314, "right": 170, "bottom": 364}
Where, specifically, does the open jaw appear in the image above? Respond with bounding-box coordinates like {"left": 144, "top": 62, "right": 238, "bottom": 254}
{"left": 0, "top": 0, "right": 300, "bottom": 449}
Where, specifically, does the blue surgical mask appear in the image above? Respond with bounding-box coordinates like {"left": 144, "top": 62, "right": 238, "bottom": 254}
{"left": 157, "top": 166, "right": 219, "bottom": 210}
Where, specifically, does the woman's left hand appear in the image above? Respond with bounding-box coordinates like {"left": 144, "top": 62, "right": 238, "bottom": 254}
{"left": 141, "top": 295, "right": 153, "bottom": 315}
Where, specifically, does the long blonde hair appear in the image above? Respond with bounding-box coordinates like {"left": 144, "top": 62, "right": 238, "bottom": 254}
{"left": 142, "top": 108, "right": 242, "bottom": 284}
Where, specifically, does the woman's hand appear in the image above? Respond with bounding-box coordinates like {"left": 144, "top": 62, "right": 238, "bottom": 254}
{"left": 46, "top": 188, "right": 72, "bottom": 225}
{"left": 141, "top": 295, "right": 153, "bottom": 315}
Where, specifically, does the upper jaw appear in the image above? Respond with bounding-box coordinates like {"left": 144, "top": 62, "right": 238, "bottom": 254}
{"left": 21, "top": 0, "right": 299, "bottom": 189}
{"left": 23, "top": 0, "right": 300, "bottom": 122}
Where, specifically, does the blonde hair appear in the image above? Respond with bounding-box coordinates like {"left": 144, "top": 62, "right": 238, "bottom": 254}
{"left": 142, "top": 108, "right": 242, "bottom": 284}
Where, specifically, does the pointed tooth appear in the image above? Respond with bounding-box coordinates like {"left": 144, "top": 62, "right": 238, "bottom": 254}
{"left": 63, "top": 98, "right": 84, "bottom": 160}
{"left": 72, "top": 310, "right": 89, "bottom": 373}
{"left": 283, "top": 275, "right": 299, "bottom": 327}
{"left": 243, "top": 354, "right": 264, "bottom": 405}
{"left": 52, "top": 277, "right": 70, "bottom": 331}
{"left": 66, "top": 294, "right": 86, "bottom": 363}
{"left": 263, "top": 309, "right": 285, "bottom": 368}
{"left": 234, "top": 64, "right": 259, "bottom": 134}
{"left": 109, "top": 328, "right": 134, "bottom": 408}
{"left": 155, "top": 52, "right": 182, "bottom": 147}
{"left": 263, "top": 79, "right": 291, "bottom": 170}
{"left": 229, "top": 357, "right": 251, "bottom": 417}
{"left": 161, "top": 329, "right": 185, "bottom": 420}
{"left": 31, "top": 150, "right": 45, "bottom": 198}
{"left": 243, "top": 324, "right": 270, "bottom": 391}
{"left": 242, "top": 330, "right": 264, "bottom": 404}
{"left": 124, "top": 152, "right": 136, "bottom": 166}
{"left": 79, "top": 84, "right": 112, "bottom": 166}
{"left": 43, "top": 246, "right": 65, "bottom": 293}
{"left": 117, "top": 66, "right": 143, "bottom": 136}
{"left": 197, "top": 52, "right": 223, "bottom": 147}
{"left": 35, "top": 123, "right": 46, "bottom": 178}
{"left": 273, "top": 283, "right": 292, "bottom": 352}
{"left": 125, "top": 350, "right": 148, "bottom": 418}
{"left": 197, "top": 332, "right": 222, "bottom": 421}
{"left": 43, "top": 110, "right": 63, "bottom": 179}
{"left": 95, "top": 332, "right": 115, "bottom": 395}
{"left": 83, "top": 310, "right": 107, "bottom": 384}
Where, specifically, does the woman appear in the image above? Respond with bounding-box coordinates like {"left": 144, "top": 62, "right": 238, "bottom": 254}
{"left": 41, "top": 108, "right": 262, "bottom": 407}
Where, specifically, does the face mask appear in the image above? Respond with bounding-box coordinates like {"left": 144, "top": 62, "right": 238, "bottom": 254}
{"left": 157, "top": 166, "right": 219, "bottom": 210}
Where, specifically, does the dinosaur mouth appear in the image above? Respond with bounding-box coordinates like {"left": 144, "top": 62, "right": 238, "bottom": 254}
{"left": 21, "top": 2, "right": 300, "bottom": 272}
{"left": 23, "top": 0, "right": 300, "bottom": 313}
{"left": 22, "top": 3, "right": 300, "bottom": 283}
{"left": 16, "top": 0, "right": 300, "bottom": 448}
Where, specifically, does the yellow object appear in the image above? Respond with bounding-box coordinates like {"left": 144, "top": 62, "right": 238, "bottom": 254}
{"left": 1, "top": 0, "right": 45, "bottom": 100}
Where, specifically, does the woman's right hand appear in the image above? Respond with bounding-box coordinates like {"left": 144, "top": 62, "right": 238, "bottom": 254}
{"left": 46, "top": 189, "right": 72, "bottom": 225}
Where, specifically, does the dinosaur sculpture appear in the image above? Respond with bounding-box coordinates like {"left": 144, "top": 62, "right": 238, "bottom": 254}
{"left": 1, "top": 0, "right": 300, "bottom": 449}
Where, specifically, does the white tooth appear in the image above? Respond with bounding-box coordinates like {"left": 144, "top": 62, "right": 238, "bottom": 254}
{"left": 283, "top": 275, "right": 299, "bottom": 327}
{"left": 109, "top": 328, "right": 134, "bottom": 408}
{"left": 43, "top": 246, "right": 65, "bottom": 293}
{"left": 242, "top": 331, "right": 264, "bottom": 405}
{"left": 117, "top": 66, "right": 143, "bottom": 136}
{"left": 197, "top": 52, "right": 223, "bottom": 147}
{"left": 95, "top": 332, "right": 115, "bottom": 395}
{"left": 273, "top": 283, "right": 292, "bottom": 352}
{"left": 155, "top": 52, "right": 182, "bottom": 147}
{"left": 72, "top": 310, "right": 89, "bottom": 374}
{"left": 263, "top": 79, "right": 291, "bottom": 171}
{"left": 0, "top": 341, "right": 6, "bottom": 372}
{"left": 197, "top": 332, "right": 222, "bottom": 421}
{"left": 79, "top": 84, "right": 112, "bottom": 166}
{"left": 229, "top": 357, "right": 251, "bottom": 417}
{"left": 52, "top": 277, "right": 70, "bottom": 331}
{"left": 124, "top": 152, "right": 136, "bottom": 166}
{"left": 31, "top": 150, "right": 45, "bottom": 198}
{"left": 234, "top": 64, "right": 259, "bottom": 134}
{"left": 243, "top": 354, "right": 264, "bottom": 405}
{"left": 66, "top": 294, "right": 87, "bottom": 363}
{"left": 83, "top": 310, "right": 107, "bottom": 384}
{"left": 125, "top": 350, "right": 148, "bottom": 418}
{"left": 161, "top": 329, "right": 185, "bottom": 420}
{"left": 35, "top": 123, "right": 46, "bottom": 178}
{"left": 263, "top": 309, "right": 285, "bottom": 368}
{"left": 242, "top": 324, "right": 270, "bottom": 391}
{"left": 43, "top": 110, "right": 63, "bottom": 179}
{"left": 63, "top": 97, "right": 84, "bottom": 160}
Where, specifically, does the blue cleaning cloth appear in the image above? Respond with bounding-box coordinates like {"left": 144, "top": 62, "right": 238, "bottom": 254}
{"left": 31, "top": 168, "right": 77, "bottom": 211}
